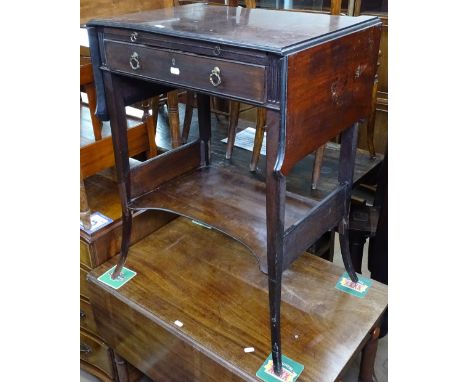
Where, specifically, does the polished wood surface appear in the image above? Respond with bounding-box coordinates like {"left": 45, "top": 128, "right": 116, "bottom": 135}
{"left": 104, "top": 40, "right": 266, "bottom": 104}
{"left": 88, "top": 217, "right": 388, "bottom": 381}
{"left": 282, "top": 25, "right": 380, "bottom": 175}
{"left": 89, "top": 3, "right": 376, "bottom": 52}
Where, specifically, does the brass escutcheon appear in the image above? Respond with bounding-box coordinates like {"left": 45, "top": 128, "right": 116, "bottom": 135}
{"left": 130, "top": 31, "right": 138, "bottom": 42}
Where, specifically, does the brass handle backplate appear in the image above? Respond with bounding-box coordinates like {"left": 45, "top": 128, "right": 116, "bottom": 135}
{"left": 130, "top": 52, "right": 140, "bottom": 70}
{"left": 209, "top": 66, "right": 222, "bottom": 87}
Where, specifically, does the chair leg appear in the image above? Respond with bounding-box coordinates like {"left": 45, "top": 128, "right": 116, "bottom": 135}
{"left": 311, "top": 144, "right": 326, "bottom": 190}
{"left": 84, "top": 83, "right": 103, "bottom": 141}
{"left": 80, "top": 170, "right": 92, "bottom": 230}
{"left": 225, "top": 101, "right": 240, "bottom": 159}
{"left": 167, "top": 90, "right": 182, "bottom": 148}
{"left": 181, "top": 91, "right": 195, "bottom": 144}
{"left": 366, "top": 76, "right": 379, "bottom": 159}
{"left": 142, "top": 100, "right": 157, "bottom": 158}
{"left": 359, "top": 327, "right": 380, "bottom": 382}
{"left": 250, "top": 107, "right": 266, "bottom": 172}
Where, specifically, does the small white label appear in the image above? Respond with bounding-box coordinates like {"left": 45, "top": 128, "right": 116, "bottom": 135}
{"left": 174, "top": 320, "right": 184, "bottom": 327}
{"left": 170, "top": 67, "right": 180, "bottom": 75}
{"left": 244, "top": 347, "right": 255, "bottom": 353}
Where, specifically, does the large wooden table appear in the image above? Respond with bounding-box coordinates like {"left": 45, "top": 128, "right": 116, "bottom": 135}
{"left": 88, "top": 216, "right": 387, "bottom": 381}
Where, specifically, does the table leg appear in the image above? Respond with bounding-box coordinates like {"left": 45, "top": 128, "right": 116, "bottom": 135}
{"left": 102, "top": 72, "right": 133, "bottom": 279}
{"left": 265, "top": 110, "right": 286, "bottom": 375}
{"left": 338, "top": 122, "right": 360, "bottom": 283}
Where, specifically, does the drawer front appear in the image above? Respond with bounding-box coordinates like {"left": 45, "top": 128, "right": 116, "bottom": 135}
{"left": 80, "top": 329, "right": 114, "bottom": 378}
{"left": 80, "top": 264, "right": 91, "bottom": 300}
{"left": 80, "top": 240, "right": 92, "bottom": 268}
{"left": 80, "top": 297, "right": 98, "bottom": 334}
{"left": 104, "top": 40, "right": 266, "bottom": 103}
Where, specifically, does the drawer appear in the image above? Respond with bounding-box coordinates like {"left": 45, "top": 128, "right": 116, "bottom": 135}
{"left": 80, "top": 263, "right": 91, "bottom": 299}
{"left": 80, "top": 297, "right": 98, "bottom": 334}
{"left": 104, "top": 40, "right": 266, "bottom": 104}
{"left": 80, "top": 240, "right": 92, "bottom": 268}
{"left": 80, "top": 329, "right": 114, "bottom": 378}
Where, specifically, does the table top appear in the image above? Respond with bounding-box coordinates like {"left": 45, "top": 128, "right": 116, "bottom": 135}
{"left": 87, "top": 3, "right": 378, "bottom": 53}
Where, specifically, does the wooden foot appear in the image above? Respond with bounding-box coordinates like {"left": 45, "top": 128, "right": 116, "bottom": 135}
{"left": 112, "top": 209, "right": 132, "bottom": 279}
{"left": 250, "top": 108, "right": 266, "bottom": 171}
{"left": 225, "top": 101, "right": 240, "bottom": 159}
{"left": 311, "top": 144, "right": 326, "bottom": 189}
{"left": 338, "top": 220, "right": 358, "bottom": 283}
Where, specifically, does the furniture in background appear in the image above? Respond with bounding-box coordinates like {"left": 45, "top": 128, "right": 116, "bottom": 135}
{"left": 87, "top": 4, "right": 382, "bottom": 374}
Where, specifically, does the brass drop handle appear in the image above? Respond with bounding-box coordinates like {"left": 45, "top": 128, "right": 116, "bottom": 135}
{"left": 80, "top": 310, "right": 86, "bottom": 319}
{"left": 130, "top": 52, "right": 140, "bottom": 70}
{"left": 209, "top": 66, "right": 222, "bottom": 87}
{"left": 80, "top": 343, "right": 92, "bottom": 354}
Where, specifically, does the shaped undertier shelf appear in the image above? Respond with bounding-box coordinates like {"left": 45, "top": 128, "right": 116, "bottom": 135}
{"left": 130, "top": 163, "right": 320, "bottom": 274}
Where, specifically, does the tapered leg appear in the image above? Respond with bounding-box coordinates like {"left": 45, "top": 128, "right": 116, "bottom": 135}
{"left": 311, "top": 144, "right": 326, "bottom": 189}
{"left": 338, "top": 122, "right": 360, "bottom": 283}
{"left": 102, "top": 72, "right": 133, "bottom": 280}
{"left": 167, "top": 90, "right": 182, "bottom": 148}
{"left": 250, "top": 107, "right": 266, "bottom": 172}
{"left": 182, "top": 91, "right": 195, "bottom": 144}
{"left": 265, "top": 110, "right": 286, "bottom": 375}
{"left": 225, "top": 101, "right": 240, "bottom": 159}
{"left": 359, "top": 327, "right": 380, "bottom": 382}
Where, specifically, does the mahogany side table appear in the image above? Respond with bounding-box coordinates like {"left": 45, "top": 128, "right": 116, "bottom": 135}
{"left": 87, "top": 4, "right": 381, "bottom": 374}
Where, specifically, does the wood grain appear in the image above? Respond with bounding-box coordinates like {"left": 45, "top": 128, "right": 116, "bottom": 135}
{"left": 281, "top": 25, "right": 381, "bottom": 174}
{"left": 88, "top": 217, "right": 387, "bottom": 382}
{"left": 81, "top": 0, "right": 174, "bottom": 26}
